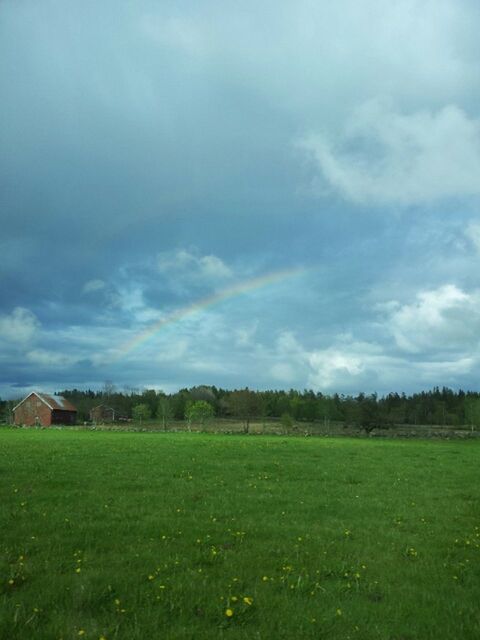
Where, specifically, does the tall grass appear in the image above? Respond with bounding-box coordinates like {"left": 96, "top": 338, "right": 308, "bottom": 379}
{"left": 1, "top": 429, "right": 479, "bottom": 639}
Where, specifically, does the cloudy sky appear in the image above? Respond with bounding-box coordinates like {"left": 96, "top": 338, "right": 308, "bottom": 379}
{"left": 1, "top": 0, "right": 480, "bottom": 399}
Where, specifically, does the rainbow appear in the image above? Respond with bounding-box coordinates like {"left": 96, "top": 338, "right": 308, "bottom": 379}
{"left": 114, "top": 266, "right": 306, "bottom": 359}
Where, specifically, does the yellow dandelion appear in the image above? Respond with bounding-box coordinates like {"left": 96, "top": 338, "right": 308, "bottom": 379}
{"left": 225, "top": 608, "right": 234, "bottom": 617}
{"left": 148, "top": 575, "right": 155, "bottom": 580}
{"left": 262, "top": 576, "right": 268, "bottom": 581}
{"left": 231, "top": 596, "right": 238, "bottom": 602}
{"left": 78, "top": 631, "right": 85, "bottom": 637}
{"left": 75, "top": 568, "right": 81, "bottom": 574}
{"left": 243, "top": 596, "right": 253, "bottom": 605}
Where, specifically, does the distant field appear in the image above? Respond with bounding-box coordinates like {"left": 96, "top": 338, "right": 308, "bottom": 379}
{"left": 62, "top": 417, "right": 480, "bottom": 440}
{"left": 1, "top": 429, "right": 479, "bottom": 639}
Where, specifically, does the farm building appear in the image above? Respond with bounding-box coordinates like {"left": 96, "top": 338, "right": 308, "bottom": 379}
{"left": 13, "top": 392, "right": 77, "bottom": 427}
{"left": 90, "top": 404, "right": 115, "bottom": 423}
{"left": 89, "top": 404, "right": 129, "bottom": 423}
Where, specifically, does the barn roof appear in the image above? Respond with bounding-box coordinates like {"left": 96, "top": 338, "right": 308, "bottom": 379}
{"left": 13, "top": 392, "right": 77, "bottom": 413}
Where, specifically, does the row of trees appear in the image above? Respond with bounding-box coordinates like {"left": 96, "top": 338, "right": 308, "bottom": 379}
{"left": 2, "top": 385, "right": 480, "bottom": 429}
{"left": 1, "top": 384, "right": 477, "bottom": 429}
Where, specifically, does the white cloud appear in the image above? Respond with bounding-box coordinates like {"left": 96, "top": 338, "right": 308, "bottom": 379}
{"left": 196, "top": 254, "right": 232, "bottom": 281}
{"left": 415, "top": 356, "right": 475, "bottom": 378}
{"left": 300, "top": 101, "right": 480, "bottom": 206}
{"left": 308, "top": 348, "right": 365, "bottom": 389}
{"left": 270, "top": 362, "right": 297, "bottom": 383}
{"left": 157, "top": 249, "right": 233, "bottom": 290}
{"left": 268, "top": 331, "right": 393, "bottom": 391}
{"left": 268, "top": 324, "right": 479, "bottom": 393}
{"left": 0, "top": 307, "right": 39, "bottom": 343}
{"left": 82, "top": 279, "right": 106, "bottom": 294}
{"left": 386, "top": 284, "right": 480, "bottom": 352}
{"left": 234, "top": 322, "right": 258, "bottom": 347}
{"left": 465, "top": 222, "right": 480, "bottom": 253}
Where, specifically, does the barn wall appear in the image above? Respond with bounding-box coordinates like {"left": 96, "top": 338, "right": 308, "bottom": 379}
{"left": 14, "top": 395, "right": 52, "bottom": 426}
{"left": 51, "top": 410, "right": 76, "bottom": 425}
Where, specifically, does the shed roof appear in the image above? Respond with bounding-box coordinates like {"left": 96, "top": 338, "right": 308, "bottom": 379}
{"left": 13, "top": 392, "right": 77, "bottom": 413}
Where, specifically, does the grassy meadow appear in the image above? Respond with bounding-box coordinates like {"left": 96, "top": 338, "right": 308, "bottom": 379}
{"left": 1, "top": 428, "right": 479, "bottom": 639}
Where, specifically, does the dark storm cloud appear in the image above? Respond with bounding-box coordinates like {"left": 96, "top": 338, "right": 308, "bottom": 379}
{"left": 1, "top": 0, "right": 480, "bottom": 398}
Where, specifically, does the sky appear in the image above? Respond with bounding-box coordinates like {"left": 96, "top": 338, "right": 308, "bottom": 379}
{"left": 1, "top": 0, "right": 480, "bottom": 399}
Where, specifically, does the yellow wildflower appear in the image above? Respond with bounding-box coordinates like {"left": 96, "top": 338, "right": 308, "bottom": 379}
{"left": 225, "top": 608, "right": 234, "bottom": 617}
{"left": 243, "top": 596, "right": 253, "bottom": 605}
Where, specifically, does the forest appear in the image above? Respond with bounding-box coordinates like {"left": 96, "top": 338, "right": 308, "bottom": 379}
{"left": 3, "top": 385, "right": 480, "bottom": 429}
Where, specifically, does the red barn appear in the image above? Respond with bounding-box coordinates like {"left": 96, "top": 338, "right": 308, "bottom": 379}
{"left": 13, "top": 392, "right": 77, "bottom": 427}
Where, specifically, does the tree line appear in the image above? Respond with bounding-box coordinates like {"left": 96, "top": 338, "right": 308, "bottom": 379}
{"left": 2, "top": 385, "right": 478, "bottom": 429}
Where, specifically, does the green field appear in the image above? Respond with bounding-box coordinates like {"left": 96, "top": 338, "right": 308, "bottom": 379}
{"left": 1, "top": 429, "right": 479, "bottom": 639}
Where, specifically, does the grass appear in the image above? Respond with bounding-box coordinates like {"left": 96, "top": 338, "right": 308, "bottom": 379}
{"left": 0, "top": 429, "right": 479, "bottom": 640}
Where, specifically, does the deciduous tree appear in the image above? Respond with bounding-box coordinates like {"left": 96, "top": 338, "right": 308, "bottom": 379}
{"left": 228, "top": 389, "right": 261, "bottom": 433}
{"left": 132, "top": 403, "right": 151, "bottom": 425}
{"left": 185, "top": 400, "right": 214, "bottom": 430}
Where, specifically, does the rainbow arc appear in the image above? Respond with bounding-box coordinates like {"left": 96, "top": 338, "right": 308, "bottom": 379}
{"left": 113, "top": 266, "right": 307, "bottom": 360}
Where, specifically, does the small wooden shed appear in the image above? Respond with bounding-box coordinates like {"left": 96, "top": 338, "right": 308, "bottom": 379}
{"left": 13, "top": 392, "right": 77, "bottom": 426}
{"left": 90, "top": 404, "right": 115, "bottom": 423}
